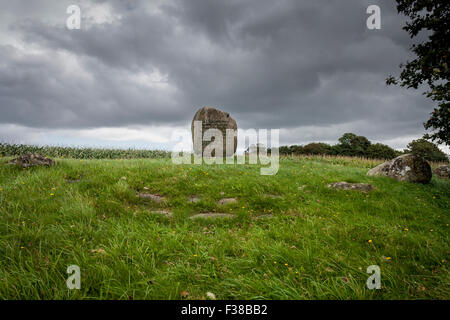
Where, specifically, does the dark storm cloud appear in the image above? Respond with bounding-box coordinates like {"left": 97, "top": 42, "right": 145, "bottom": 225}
{"left": 0, "top": 0, "right": 436, "bottom": 145}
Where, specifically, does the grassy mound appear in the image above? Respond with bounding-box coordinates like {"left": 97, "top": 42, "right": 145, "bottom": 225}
{"left": 0, "top": 156, "right": 448, "bottom": 299}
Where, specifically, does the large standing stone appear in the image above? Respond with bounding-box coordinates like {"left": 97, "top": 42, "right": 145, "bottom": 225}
{"left": 433, "top": 165, "right": 450, "bottom": 179}
{"left": 191, "top": 107, "right": 237, "bottom": 157}
{"left": 367, "top": 154, "right": 432, "bottom": 183}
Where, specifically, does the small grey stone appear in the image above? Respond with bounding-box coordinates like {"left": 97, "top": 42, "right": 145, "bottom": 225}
{"left": 9, "top": 153, "right": 54, "bottom": 168}
{"left": 149, "top": 210, "right": 173, "bottom": 218}
{"left": 217, "top": 198, "right": 238, "bottom": 205}
{"left": 264, "top": 194, "right": 283, "bottom": 199}
{"left": 188, "top": 196, "right": 201, "bottom": 203}
{"left": 138, "top": 193, "right": 166, "bottom": 203}
{"left": 433, "top": 165, "right": 449, "bottom": 179}
{"left": 327, "top": 182, "right": 374, "bottom": 192}
{"left": 66, "top": 177, "right": 82, "bottom": 184}
{"left": 252, "top": 214, "right": 274, "bottom": 220}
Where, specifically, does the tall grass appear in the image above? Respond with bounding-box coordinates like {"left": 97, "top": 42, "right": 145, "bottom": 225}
{"left": 281, "top": 153, "right": 448, "bottom": 169}
{"left": 0, "top": 143, "right": 170, "bottom": 160}
{"left": 0, "top": 143, "right": 447, "bottom": 169}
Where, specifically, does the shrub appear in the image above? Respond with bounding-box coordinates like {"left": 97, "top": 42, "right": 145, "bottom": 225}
{"left": 406, "top": 138, "right": 448, "bottom": 162}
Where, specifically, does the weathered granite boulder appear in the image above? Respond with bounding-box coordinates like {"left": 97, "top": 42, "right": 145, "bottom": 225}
{"left": 9, "top": 153, "right": 55, "bottom": 168}
{"left": 367, "top": 154, "right": 431, "bottom": 183}
{"left": 433, "top": 165, "right": 450, "bottom": 179}
{"left": 191, "top": 107, "right": 237, "bottom": 157}
{"left": 327, "top": 182, "right": 374, "bottom": 192}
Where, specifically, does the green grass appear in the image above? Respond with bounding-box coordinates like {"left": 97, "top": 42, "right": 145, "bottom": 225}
{"left": 0, "top": 156, "right": 449, "bottom": 299}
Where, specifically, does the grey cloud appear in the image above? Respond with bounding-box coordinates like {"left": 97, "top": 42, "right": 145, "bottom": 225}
{"left": 0, "top": 0, "right": 437, "bottom": 149}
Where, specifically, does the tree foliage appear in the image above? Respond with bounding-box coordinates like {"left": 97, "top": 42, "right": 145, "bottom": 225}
{"left": 387, "top": 0, "right": 449, "bottom": 145}
{"left": 366, "top": 143, "right": 399, "bottom": 160}
{"left": 277, "top": 133, "right": 448, "bottom": 161}
{"left": 336, "top": 133, "right": 371, "bottom": 156}
{"left": 302, "top": 143, "right": 332, "bottom": 155}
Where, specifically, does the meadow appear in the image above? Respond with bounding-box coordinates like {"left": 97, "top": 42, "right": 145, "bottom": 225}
{"left": 0, "top": 153, "right": 449, "bottom": 299}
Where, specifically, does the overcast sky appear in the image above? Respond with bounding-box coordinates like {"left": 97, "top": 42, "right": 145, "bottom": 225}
{"left": 0, "top": 0, "right": 447, "bottom": 153}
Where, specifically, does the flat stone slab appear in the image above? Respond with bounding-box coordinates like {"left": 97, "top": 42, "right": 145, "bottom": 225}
{"left": 263, "top": 194, "right": 283, "bottom": 199}
{"left": 138, "top": 193, "right": 166, "bottom": 203}
{"left": 188, "top": 196, "right": 201, "bottom": 203}
{"left": 252, "top": 214, "right": 274, "bottom": 220}
{"left": 149, "top": 210, "right": 173, "bottom": 218}
{"left": 217, "top": 198, "right": 237, "bottom": 205}
{"left": 190, "top": 213, "right": 235, "bottom": 220}
{"left": 327, "top": 182, "right": 374, "bottom": 192}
